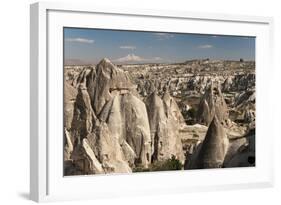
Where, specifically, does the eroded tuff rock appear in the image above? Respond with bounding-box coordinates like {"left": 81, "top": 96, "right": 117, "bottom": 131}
{"left": 85, "top": 123, "right": 132, "bottom": 173}
{"left": 65, "top": 58, "right": 152, "bottom": 174}
{"left": 146, "top": 91, "right": 185, "bottom": 164}
{"left": 70, "top": 84, "right": 98, "bottom": 144}
{"left": 121, "top": 60, "right": 255, "bottom": 100}
{"left": 230, "top": 73, "right": 255, "bottom": 92}
{"left": 99, "top": 93, "right": 151, "bottom": 168}
{"left": 223, "top": 137, "right": 247, "bottom": 165}
{"left": 222, "top": 76, "right": 233, "bottom": 92}
{"left": 64, "top": 58, "right": 255, "bottom": 175}
{"left": 71, "top": 67, "right": 92, "bottom": 88}
{"left": 64, "top": 83, "right": 78, "bottom": 130}
{"left": 121, "top": 141, "right": 137, "bottom": 168}
{"left": 180, "top": 124, "right": 208, "bottom": 154}
{"left": 195, "top": 115, "right": 229, "bottom": 168}
{"left": 64, "top": 129, "right": 73, "bottom": 161}
{"left": 230, "top": 90, "right": 256, "bottom": 123}
{"left": 162, "top": 91, "right": 186, "bottom": 125}
{"left": 87, "top": 58, "right": 136, "bottom": 115}
{"left": 223, "top": 128, "right": 255, "bottom": 167}
{"left": 196, "top": 82, "right": 229, "bottom": 126}
{"left": 71, "top": 138, "right": 105, "bottom": 174}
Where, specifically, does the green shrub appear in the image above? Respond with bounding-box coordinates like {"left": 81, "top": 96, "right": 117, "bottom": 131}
{"left": 150, "top": 155, "right": 183, "bottom": 171}
{"left": 132, "top": 166, "right": 150, "bottom": 172}
{"left": 133, "top": 155, "right": 183, "bottom": 172}
{"left": 186, "top": 107, "right": 196, "bottom": 119}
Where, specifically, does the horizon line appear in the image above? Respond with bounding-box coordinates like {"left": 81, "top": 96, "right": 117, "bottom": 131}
{"left": 64, "top": 58, "right": 256, "bottom": 66}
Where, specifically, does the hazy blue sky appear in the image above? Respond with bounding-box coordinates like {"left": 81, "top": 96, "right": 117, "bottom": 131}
{"left": 64, "top": 27, "right": 255, "bottom": 65}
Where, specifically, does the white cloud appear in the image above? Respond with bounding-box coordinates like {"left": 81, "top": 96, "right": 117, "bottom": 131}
{"left": 114, "top": 54, "right": 162, "bottom": 63}
{"left": 198, "top": 44, "right": 213, "bottom": 49}
{"left": 115, "top": 54, "right": 144, "bottom": 62}
{"left": 65, "top": 38, "right": 95, "bottom": 44}
{"left": 153, "top": 33, "right": 174, "bottom": 40}
{"left": 120, "top": 45, "right": 136, "bottom": 50}
{"left": 153, "top": 57, "right": 162, "bottom": 61}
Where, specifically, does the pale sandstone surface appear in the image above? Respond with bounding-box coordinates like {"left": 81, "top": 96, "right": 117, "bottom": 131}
{"left": 64, "top": 59, "right": 255, "bottom": 175}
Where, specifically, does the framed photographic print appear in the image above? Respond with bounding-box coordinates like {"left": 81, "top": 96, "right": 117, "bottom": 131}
{"left": 30, "top": 2, "right": 274, "bottom": 202}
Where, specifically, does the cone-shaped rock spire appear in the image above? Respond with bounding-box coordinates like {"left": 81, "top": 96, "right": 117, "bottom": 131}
{"left": 196, "top": 115, "right": 229, "bottom": 168}
{"left": 87, "top": 58, "right": 135, "bottom": 115}
{"left": 197, "top": 81, "right": 229, "bottom": 126}
{"left": 146, "top": 91, "right": 185, "bottom": 164}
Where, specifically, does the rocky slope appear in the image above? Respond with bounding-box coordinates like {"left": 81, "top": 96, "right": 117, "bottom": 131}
{"left": 64, "top": 58, "right": 255, "bottom": 175}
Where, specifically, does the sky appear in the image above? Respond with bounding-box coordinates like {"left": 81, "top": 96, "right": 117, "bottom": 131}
{"left": 64, "top": 27, "right": 255, "bottom": 65}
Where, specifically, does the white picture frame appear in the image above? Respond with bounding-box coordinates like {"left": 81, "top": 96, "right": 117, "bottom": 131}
{"left": 30, "top": 1, "right": 274, "bottom": 202}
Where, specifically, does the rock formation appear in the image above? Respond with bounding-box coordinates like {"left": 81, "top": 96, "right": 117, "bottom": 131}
{"left": 71, "top": 138, "right": 105, "bottom": 174}
{"left": 196, "top": 81, "right": 229, "bottom": 126}
{"left": 222, "top": 76, "right": 233, "bottom": 92}
{"left": 99, "top": 93, "right": 152, "bottom": 168}
{"left": 86, "top": 58, "right": 136, "bottom": 115}
{"left": 180, "top": 124, "right": 208, "bottom": 153}
{"left": 64, "top": 83, "right": 78, "bottom": 130}
{"left": 64, "top": 58, "right": 255, "bottom": 175}
{"left": 195, "top": 115, "right": 229, "bottom": 168}
{"left": 64, "top": 129, "right": 73, "bottom": 161}
{"left": 223, "top": 128, "right": 255, "bottom": 167}
{"left": 162, "top": 91, "right": 185, "bottom": 125}
{"left": 146, "top": 91, "right": 185, "bottom": 164}
{"left": 65, "top": 58, "right": 153, "bottom": 174}
{"left": 85, "top": 123, "right": 132, "bottom": 173}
